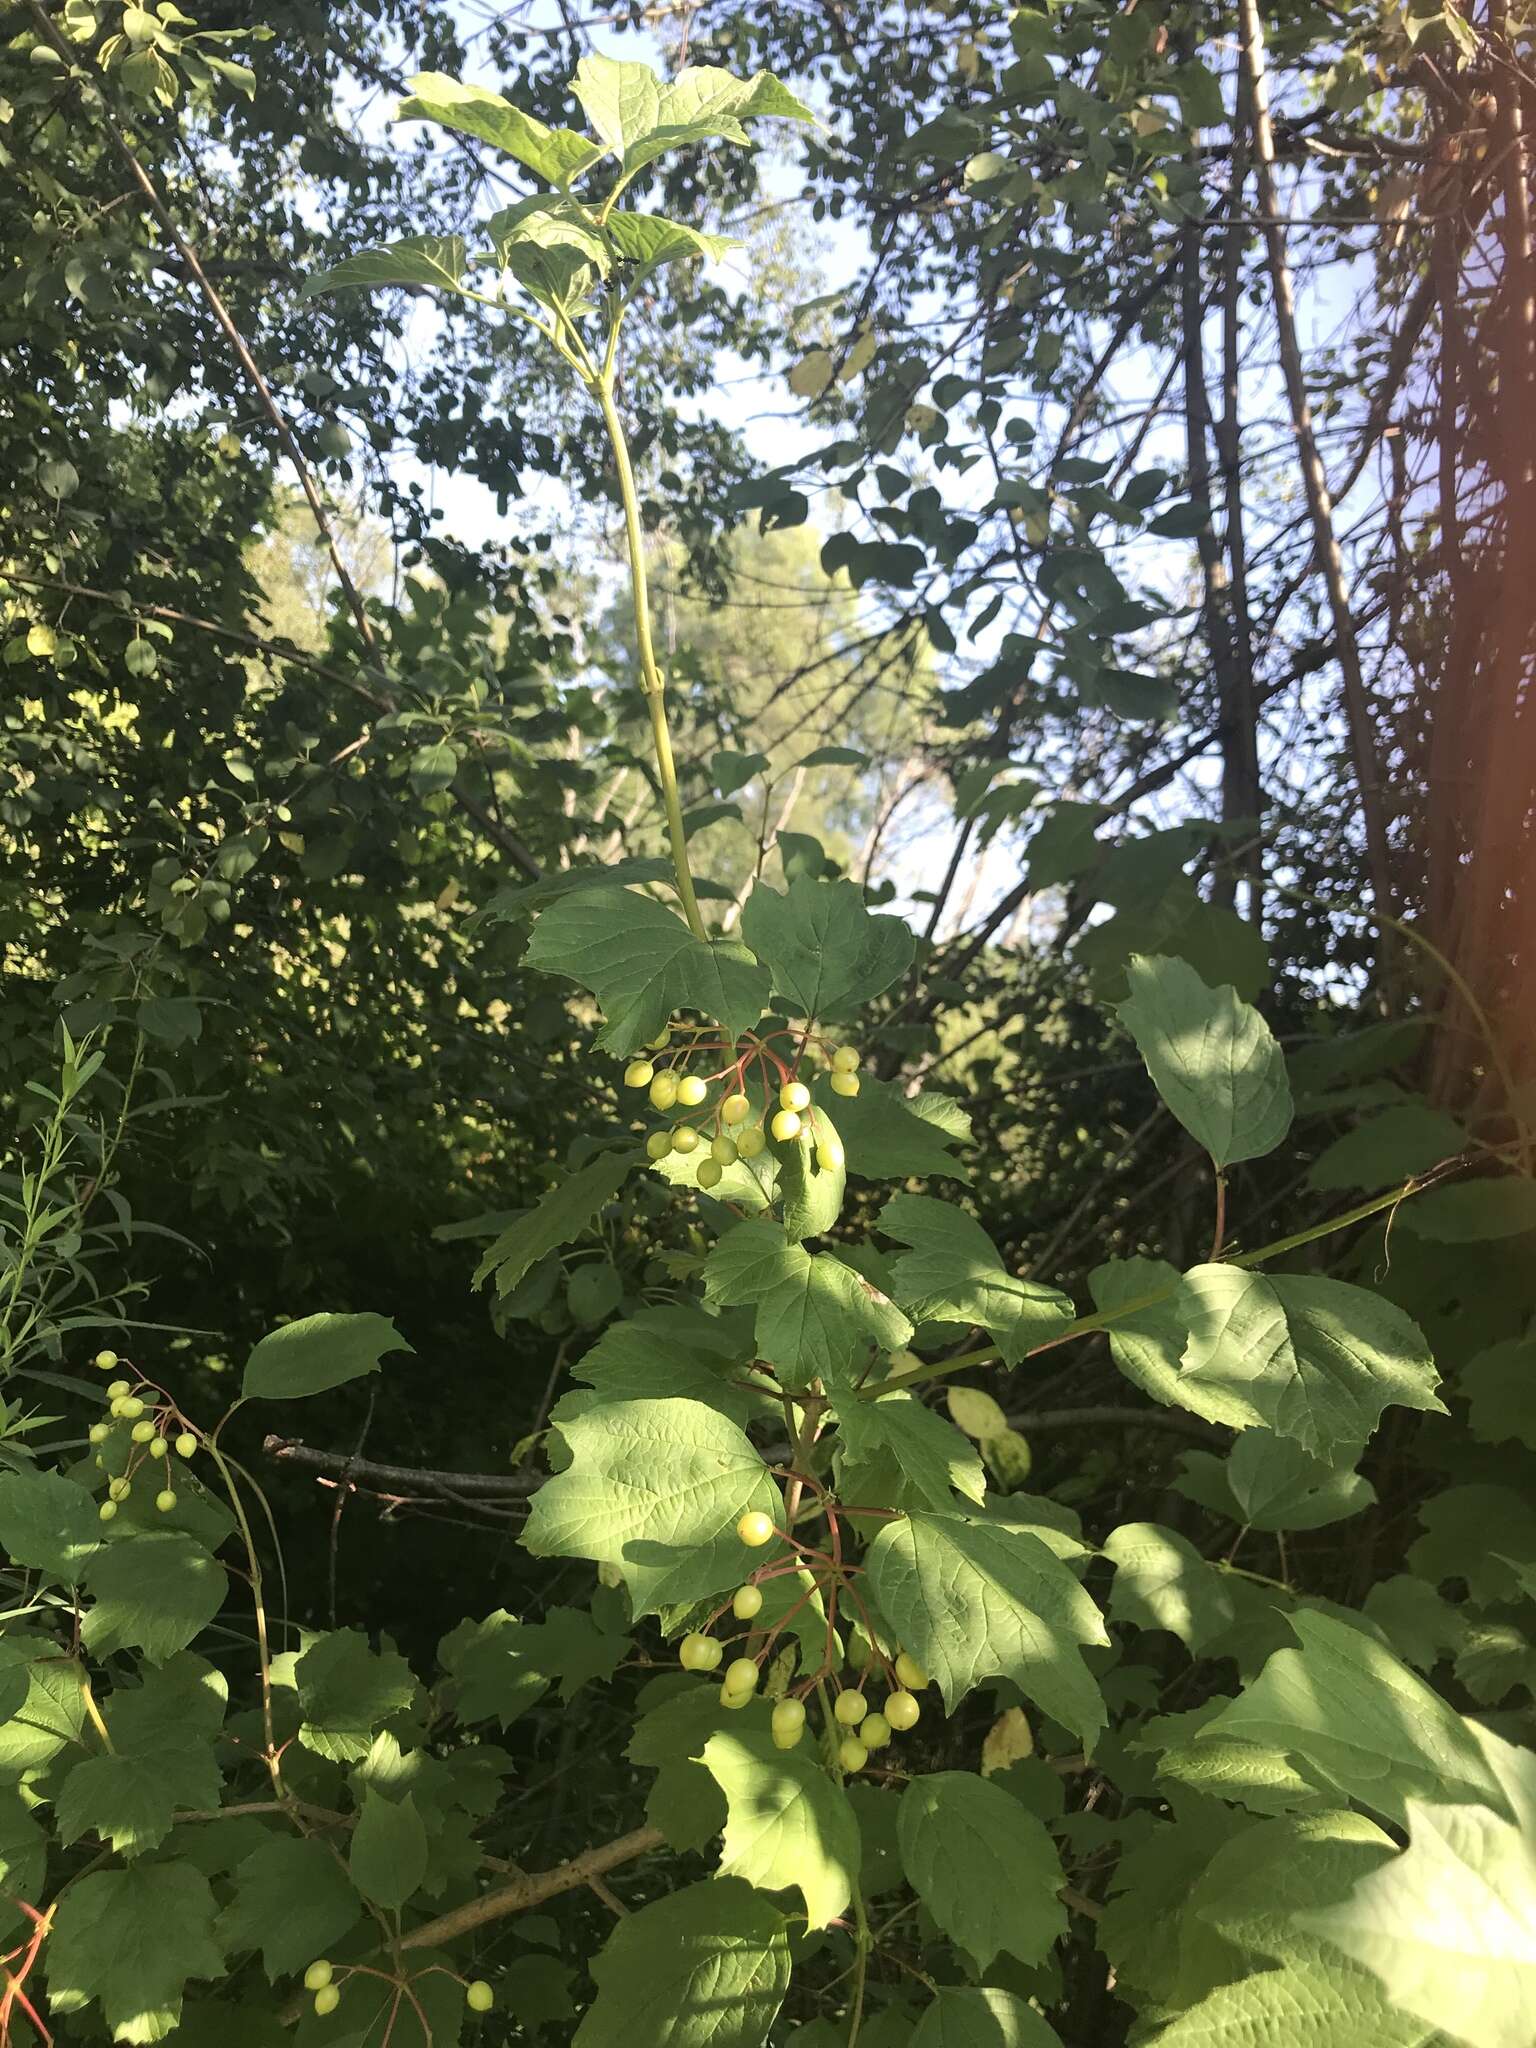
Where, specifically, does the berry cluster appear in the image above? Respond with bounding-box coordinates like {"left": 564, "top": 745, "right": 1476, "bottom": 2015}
{"left": 89, "top": 1351, "right": 197, "bottom": 1519}
{"left": 673, "top": 1505, "right": 932, "bottom": 1775}
{"left": 304, "top": 1960, "right": 493, "bottom": 2018}
{"left": 625, "top": 1025, "right": 860, "bottom": 1191}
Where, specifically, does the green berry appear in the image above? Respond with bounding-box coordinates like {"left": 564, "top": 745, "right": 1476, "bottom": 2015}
{"left": 732, "top": 1583, "right": 764, "bottom": 1621}
{"left": 724, "top": 1657, "right": 760, "bottom": 1697}
{"left": 738, "top": 1510, "right": 774, "bottom": 1547}
{"left": 108, "top": 1477, "right": 131, "bottom": 1502}
{"left": 737, "top": 1127, "right": 767, "bottom": 1160}
{"left": 676, "top": 1074, "right": 708, "bottom": 1108}
{"left": 155, "top": 1490, "right": 176, "bottom": 1514}
{"left": 106, "top": 1379, "right": 129, "bottom": 1400}
{"left": 894, "top": 1652, "right": 929, "bottom": 1690}
{"left": 834, "top": 1688, "right": 869, "bottom": 1726}
{"left": 120, "top": 1396, "right": 146, "bottom": 1421}
{"left": 779, "top": 1080, "right": 811, "bottom": 1112}
{"left": 649, "top": 1072, "right": 679, "bottom": 1111}
{"left": 314, "top": 1984, "right": 341, "bottom": 2017}
{"left": 720, "top": 1092, "right": 751, "bottom": 1125}
{"left": 175, "top": 1432, "right": 198, "bottom": 1459}
{"left": 815, "top": 1134, "right": 844, "bottom": 1172}
{"left": 831, "top": 1045, "right": 860, "bottom": 1073}
{"left": 646, "top": 1029, "right": 672, "bottom": 1051}
{"left": 466, "top": 1980, "right": 495, "bottom": 2013}
{"left": 680, "top": 1632, "right": 721, "bottom": 1672}
{"left": 720, "top": 1679, "right": 753, "bottom": 1709}
{"left": 671, "top": 1125, "right": 700, "bottom": 1155}
{"left": 838, "top": 1737, "right": 869, "bottom": 1773}
{"left": 830, "top": 1071, "right": 860, "bottom": 1098}
{"left": 98, "top": 1499, "right": 118, "bottom": 1522}
{"left": 94, "top": 1348, "right": 119, "bottom": 1371}
{"left": 88, "top": 1423, "right": 110, "bottom": 1445}
{"left": 711, "top": 1135, "right": 739, "bottom": 1165}
{"left": 885, "top": 1690, "right": 920, "bottom": 1731}
{"left": 696, "top": 1157, "right": 723, "bottom": 1190}
{"left": 771, "top": 1699, "right": 806, "bottom": 1749}
{"left": 624, "top": 1059, "right": 656, "bottom": 1089}
{"left": 149, "top": 1437, "right": 169, "bottom": 1459}
{"left": 770, "top": 1108, "right": 802, "bottom": 1142}
{"left": 304, "top": 1961, "right": 334, "bottom": 1992}
{"left": 646, "top": 1130, "right": 673, "bottom": 1161}
{"left": 131, "top": 1420, "right": 156, "bottom": 1444}
{"left": 861, "top": 1712, "right": 892, "bottom": 1751}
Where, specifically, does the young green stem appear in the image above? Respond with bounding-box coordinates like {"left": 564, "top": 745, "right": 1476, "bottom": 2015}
{"left": 591, "top": 370, "right": 706, "bottom": 941}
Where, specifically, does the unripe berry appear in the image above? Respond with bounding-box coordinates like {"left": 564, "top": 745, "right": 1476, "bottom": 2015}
{"left": 671, "top": 1126, "right": 700, "bottom": 1155}
{"left": 624, "top": 1059, "right": 655, "bottom": 1089}
{"left": 720, "top": 1092, "right": 751, "bottom": 1125}
{"left": 646, "top": 1029, "right": 672, "bottom": 1051}
{"left": 861, "top": 1712, "right": 892, "bottom": 1751}
{"left": 88, "top": 1423, "right": 110, "bottom": 1445}
{"left": 696, "top": 1158, "right": 723, "bottom": 1190}
{"left": 175, "top": 1432, "right": 198, "bottom": 1459}
{"left": 149, "top": 1437, "right": 169, "bottom": 1458}
{"left": 711, "top": 1135, "right": 739, "bottom": 1165}
{"left": 830, "top": 1071, "right": 860, "bottom": 1098}
{"left": 815, "top": 1134, "right": 844, "bottom": 1172}
{"left": 770, "top": 1109, "right": 802, "bottom": 1142}
{"left": 109, "top": 1399, "right": 129, "bottom": 1418}
{"left": 732, "top": 1583, "right": 764, "bottom": 1621}
{"left": 106, "top": 1380, "right": 129, "bottom": 1400}
{"left": 771, "top": 1699, "right": 806, "bottom": 1749}
{"left": 131, "top": 1420, "right": 156, "bottom": 1444}
{"left": 94, "top": 1349, "right": 119, "bottom": 1371}
{"left": 304, "top": 1961, "right": 334, "bottom": 1992}
{"left": 466, "top": 1981, "right": 495, "bottom": 2013}
{"left": 894, "top": 1652, "right": 929, "bottom": 1690}
{"left": 646, "top": 1131, "right": 673, "bottom": 1161}
{"left": 885, "top": 1690, "right": 921, "bottom": 1731}
{"left": 155, "top": 1490, "right": 176, "bottom": 1514}
{"left": 737, "top": 1128, "right": 767, "bottom": 1160}
{"left": 721, "top": 1680, "right": 752, "bottom": 1709}
{"left": 834, "top": 1689, "right": 869, "bottom": 1726}
{"left": 120, "top": 1397, "right": 145, "bottom": 1421}
{"left": 831, "top": 1045, "right": 860, "bottom": 1073}
{"left": 680, "top": 1632, "right": 721, "bottom": 1671}
{"left": 649, "top": 1072, "right": 679, "bottom": 1111}
{"left": 676, "top": 1074, "right": 707, "bottom": 1107}
{"left": 838, "top": 1737, "right": 869, "bottom": 1773}
{"left": 314, "top": 1984, "right": 341, "bottom": 2017}
{"left": 108, "top": 1477, "right": 131, "bottom": 1502}
{"left": 779, "top": 1080, "right": 811, "bottom": 1112}
{"left": 99, "top": 1500, "right": 118, "bottom": 1522}
{"left": 737, "top": 1510, "right": 774, "bottom": 1547}
{"left": 724, "top": 1658, "right": 759, "bottom": 1698}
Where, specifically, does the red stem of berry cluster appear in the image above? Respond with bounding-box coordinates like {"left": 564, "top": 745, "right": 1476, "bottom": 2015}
{"left": 725, "top": 1485, "right": 901, "bottom": 1700}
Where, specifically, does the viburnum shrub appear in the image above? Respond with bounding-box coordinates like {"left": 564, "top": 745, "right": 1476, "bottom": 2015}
{"left": 2, "top": 45, "right": 1534, "bottom": 2048}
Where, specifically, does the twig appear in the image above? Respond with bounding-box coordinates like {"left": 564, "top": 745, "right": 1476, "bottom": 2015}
{"left": 262, "top": 1435, "right": 541, "bottom": 1498}
{"left": 397, "top": 1825, "right": 665, "bottom": 1952}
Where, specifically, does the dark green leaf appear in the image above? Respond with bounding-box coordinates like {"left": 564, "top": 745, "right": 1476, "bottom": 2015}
{"left": 242, "top": 1310, "right": 412, "bottom": 1401}
{"left": 219, "top": 1835, "right": 365, "bottom": 1981}
{"left": 350, "top": 1790, "right": 428, "bottom": 1909}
